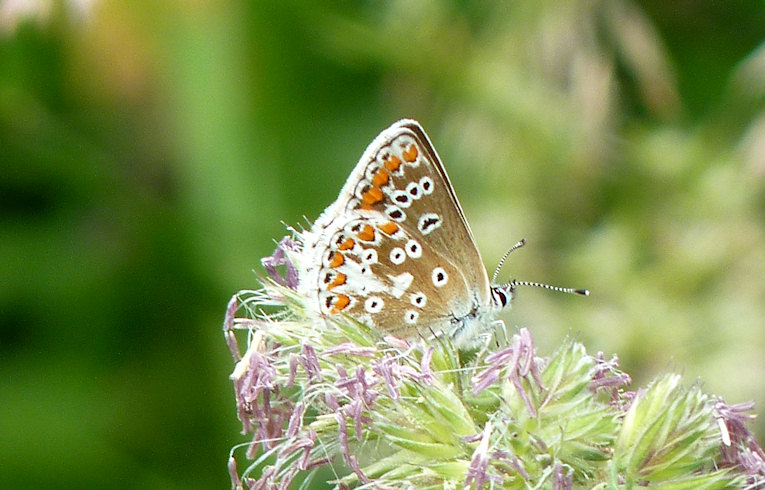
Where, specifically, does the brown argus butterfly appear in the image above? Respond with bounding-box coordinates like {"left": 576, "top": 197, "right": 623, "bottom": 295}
{"left": 297, "top": 120, "right": 586, "bottom": 346}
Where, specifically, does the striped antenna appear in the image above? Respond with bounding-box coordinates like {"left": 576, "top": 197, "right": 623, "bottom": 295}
{"left": 492, "top": 239, "right": 527, "bottom": 283}
{"left": 493, "top": 239, "right": 589, "bottom": 296}
{"left": 510, "top": 279, "right": 589, "bottom": 296}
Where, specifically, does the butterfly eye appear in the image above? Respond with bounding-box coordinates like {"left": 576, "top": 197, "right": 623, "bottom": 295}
{"left": 492, "top": 288, "right": 510, "bottom": 308}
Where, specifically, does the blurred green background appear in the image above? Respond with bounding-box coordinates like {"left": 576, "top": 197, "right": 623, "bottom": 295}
{"left": 2, "top": 1, "right": 765, "bottom": 488}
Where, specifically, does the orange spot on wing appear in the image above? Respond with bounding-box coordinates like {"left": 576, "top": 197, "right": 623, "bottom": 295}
{"left": 379, "top": 221, "right": 399, "bottom": 235}
{"left": 338, "top": 238, "right": 355, "bottom": 250}
{"left": 331, "top": 294, "right": 350, "bottom": 313}
{"left": 329, "top": 252, "right": 345, "bottom": 268}
{"left": 372, "top": 168, "right": 389, "bottom": 187}
{"left": 357, "top": 224, "right": 375, "bottom": 242}
{"left": 384, "top": 155, "right": 402, "bottom": 171}
{"left": 403, "top": 144, "right": 418, "bottom": 162}
{"left": 328, "top": 272, "right": 346, "bottom": 290}
{"left": 362, "top": 186, "right": 383, "bottom": 205}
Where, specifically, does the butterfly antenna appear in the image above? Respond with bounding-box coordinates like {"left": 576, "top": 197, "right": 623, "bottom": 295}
{"left": 492, "top": 239, "right": 527, "bottom": 283}
{"left": 510, "top": 279, "right": 589, "bottom": 297}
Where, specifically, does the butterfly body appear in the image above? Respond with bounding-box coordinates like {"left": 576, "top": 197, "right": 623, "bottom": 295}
{"left": 298, "top": 120, "right": 513, "bottom": 346}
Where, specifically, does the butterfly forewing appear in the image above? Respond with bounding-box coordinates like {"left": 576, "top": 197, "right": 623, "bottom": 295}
{"left": 401, "top": 121, "right": 491, "bottom": 301}
{"left": 299, "top": 120, "right": 493, "bottom": 339}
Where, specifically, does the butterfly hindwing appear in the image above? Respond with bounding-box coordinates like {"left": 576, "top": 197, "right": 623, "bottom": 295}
{"left": 299, "top": 120, "right": 495, "bottom": 339}
{"left": 306, "top": 213, "right": 475, "bottom": 337}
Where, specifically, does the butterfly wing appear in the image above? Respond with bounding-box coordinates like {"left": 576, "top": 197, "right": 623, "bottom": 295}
{"left": 299, "top": 120, "right": 492, "bottom": 338}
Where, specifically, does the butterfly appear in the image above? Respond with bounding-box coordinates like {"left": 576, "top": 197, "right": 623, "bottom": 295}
{"left": 297, "top": 119, "right": 585, "bottom": 346}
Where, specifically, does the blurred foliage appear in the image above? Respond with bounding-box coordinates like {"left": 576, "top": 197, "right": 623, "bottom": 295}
{"left": 1, "top": 0, "right": 765, "bottom": 488}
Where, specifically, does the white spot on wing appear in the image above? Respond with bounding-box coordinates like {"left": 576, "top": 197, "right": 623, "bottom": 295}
{"left": 386, "top": 205, "right": 406, "bottom": 222}
{"left": 388, "top": 272, "right": 414, "bottom": 298}
{"left": 390, "top": 247, "right": 406, "bottom": 265}
{"left": 390, "top": 190, "right": 412, "bottom": 208}
{"left": 410, "top": 292, "right": 427, "bottom": 308}
{"left": 365, "top": 296, "right": 384, "bottom": 313}
{"left": 406, "top": 181, "right": 422, "bottom": 199}
{"left": 432, "top": 267, "right": 448, "bottom": 287}
{"left": 361, "top": 249, "right": 378, "bottom": 264}
{"left": 405, "top": 239, "right": 422, "bottom": 258}
{"left": 418, "top": 213, "right": 441, "bottom": 235}
{"left": 419, "top": 176, "right": 434, "bottom": 195}
{"left": 343, "top": 260, "right": 387, "bottom": 294}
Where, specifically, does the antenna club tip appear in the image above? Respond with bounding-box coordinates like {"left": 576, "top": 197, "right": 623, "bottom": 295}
{"left": 509, "top": 280, "right": 589, "bottom": 297}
